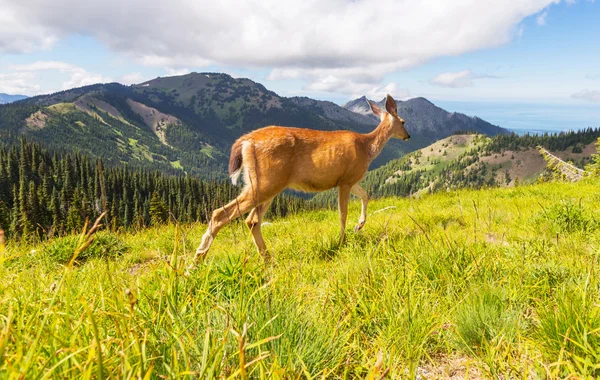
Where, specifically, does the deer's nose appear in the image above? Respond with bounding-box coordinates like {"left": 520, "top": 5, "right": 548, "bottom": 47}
{"left": 404, "top": 135, "right": 411, "bottom": 141}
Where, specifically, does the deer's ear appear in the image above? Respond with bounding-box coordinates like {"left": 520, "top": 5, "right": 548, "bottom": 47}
{"left": 385, "top": 94, "right": 397, "bottom": 115}
{"left": 368, "top": 100, "right": 385, "bottom": 120}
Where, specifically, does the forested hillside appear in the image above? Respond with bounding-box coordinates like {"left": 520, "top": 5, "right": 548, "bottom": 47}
{"left": 2, "top": 127, "right": 597, "bottom": 243}
{"left": 369, "top": 128, "right": 600, "bottom": 197}
{"left": 0, "top": 72, "right": 507, "bottom": 178}
{"left": 0, "top": 139, "right": 313, "bottom": 242}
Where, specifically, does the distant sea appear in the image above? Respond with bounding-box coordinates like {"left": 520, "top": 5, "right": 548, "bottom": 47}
{"left": 436, "top": 100, "right": 600, "bottom": 135}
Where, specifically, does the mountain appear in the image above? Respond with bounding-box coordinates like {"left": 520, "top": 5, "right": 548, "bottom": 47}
{"left": 0, "top": 72, "right": 507, "bottom": 178}
{"left": 0, "top": 93, "right": 28, "bottom": 104}
{"left": 288, "top": 96, "right": 376, "bottom": 127}
{"left": 343, "top": 96, "right": 373, "bottom": 116}
{"left": 343, "top": 96, "right": 506, "bottom": 137}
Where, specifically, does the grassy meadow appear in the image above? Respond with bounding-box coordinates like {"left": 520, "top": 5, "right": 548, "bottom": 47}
{"left": 1, "top": 180, "right": 600, "bottom": 379}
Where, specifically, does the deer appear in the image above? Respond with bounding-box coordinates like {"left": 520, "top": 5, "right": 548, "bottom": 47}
{"left": 192, "top": 94, "right": 410, "bottom": 264}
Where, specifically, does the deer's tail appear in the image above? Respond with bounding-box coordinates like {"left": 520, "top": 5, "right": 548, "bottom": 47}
{"left": 229, "top": 139, "right": 244, "bottom": 185}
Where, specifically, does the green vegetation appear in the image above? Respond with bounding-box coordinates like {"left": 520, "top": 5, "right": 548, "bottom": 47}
{"left": 2, "top": 180, "right": 599, "bottom": 378}
{"left": 1, "top": 76, "right": 599, "bottom": 377}
{"left": 0, "top": 139, "right": 314, "bottom": 242}
{"left": 586, "top": 137, "right": 600, "bottom": 176}
{"left": 169, "top": 160, "right": 183, "bottom": 170}
{"left": 0, "top": 90, "right": 227, "bottom": 179}
{"left": 343, "top": 129, "right": 600, "bottom": 204}
{"left": 0, "top": 73, "right": 508, "bottom": 180}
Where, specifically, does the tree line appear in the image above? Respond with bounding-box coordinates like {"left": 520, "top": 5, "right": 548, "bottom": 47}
{"left": 485, "top": 128, "right": 600, "bottom": 153}
{"left": 0, "top": 139, "right": 314, "bottom": 242}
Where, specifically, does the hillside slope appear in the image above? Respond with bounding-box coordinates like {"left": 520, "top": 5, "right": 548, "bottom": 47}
{"left": 362, "top": 128, "right": 600, "bottom": 198}
{"left": 3, "top": 180, "right": 600, "bottom": 378}
{"left": 0, "top": 73, "right": 507, "bottom": 177}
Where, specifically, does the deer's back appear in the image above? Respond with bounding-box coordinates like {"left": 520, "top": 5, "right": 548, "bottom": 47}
{"left": 242, "top": 126, "right": 371, "bottom": 192}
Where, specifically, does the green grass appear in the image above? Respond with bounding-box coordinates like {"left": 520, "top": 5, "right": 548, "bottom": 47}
{"left": 127, "top": 138, "right": 154, "bottom": 162}
{"left": 46, "top": 103, "right": 77, "bottom": 114}
{"left": 170, "top": 160, "right": 183, "bottom": 170}
{"left": 200, "top": 145, "right": 220, "bottom": 159}
{"left": 1, "top": 180, "right": 600, "bottom": 378}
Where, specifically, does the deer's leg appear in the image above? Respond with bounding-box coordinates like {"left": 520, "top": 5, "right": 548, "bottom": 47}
{"left": 245, "top": 199, "right": 273, "bottom": 261}
{"left": 351, "top": 184, "right": 369, "bottom": 232}
{"left": 338, "top": 186, "right": 351, "bottom": 244}
{"left": 194, "top": 190, "right": 257, "bottom": 263}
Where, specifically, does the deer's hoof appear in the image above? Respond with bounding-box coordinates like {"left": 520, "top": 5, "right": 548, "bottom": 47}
{"left": 261, "top": 251, "right": 272, "bottom": 264}
{"left": 194, "top": 248, "right": 208, "bottom": 261}
{"left": 354, "top": 222, "right": 365, "bottom": 233}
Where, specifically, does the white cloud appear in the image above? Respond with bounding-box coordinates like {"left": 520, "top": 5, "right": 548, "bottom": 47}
{"left": 61, "top": 70, "right": 111, "bottom": 90}
{"left": 586, "top": 74, "right": 600, "bottom": 80}
{"left": 6, "top": 60, "right": 111, "bottom": 93}
{"left": 9, "top": 61, "right": 78, "bottom": 72}
{"left": 429, "top": 70, "right": 499, "bottom": 88}
{"left": 572, "top": 89, "right": 600, "bottom": 103}
{"left": 0, "top": 72, "right": 41, "bottom": 94}
{"left": 268, "top": 64, "right": 410, "bottom": 97}
{"left": 365, "top": 84, "right": 411, "bottom": 102}
{"left": 0, "top": 8, "right": 56, "bottom": 53}
{"left": 430, "top": 70, "right": 476, "bottom": 88}
{"left": 0, "top": 0, "right": 561, "bottom": 96}
{"left": 120, "top": 72, "right": 144, "bottom": 85}
{"left": 305, "top": 78, "right": 409, "bottom": 100}
{"left": 536, "top": 11, "right": 548, "bottom": 25}
{"left": 164, "top": 67, "right": 191, "bottom": 76}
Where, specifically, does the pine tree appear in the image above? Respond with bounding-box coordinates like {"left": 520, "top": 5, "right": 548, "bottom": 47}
{"left": 66, "top": 188, "right": 84, "bottom": 233}
{"left": 9, "top": 185, "right": 19, "bottom": 238}
{"left": 27, "top": 181, "right": 43, "bottom": 240}
{"left": 50, "top": 188, "right": 62, "bottom": 236}
{"left": 149, "top": 192, "right": 168, "bottom": 226}
{"left": 0, "top": 200, "right": 9, "bottom": 233}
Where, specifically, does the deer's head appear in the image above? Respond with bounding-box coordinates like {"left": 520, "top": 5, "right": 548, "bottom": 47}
{"left": 368, "top": 94, "right": 411, "bottom": 141}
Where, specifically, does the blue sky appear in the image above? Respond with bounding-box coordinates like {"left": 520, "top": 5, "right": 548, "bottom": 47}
{"left": 1, "top": 0, "right": 598, "bottom": 132}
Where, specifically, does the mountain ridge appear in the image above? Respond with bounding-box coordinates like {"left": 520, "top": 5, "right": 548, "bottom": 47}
{"left": 342, "top": 95, "right": 505, "bottom": 137}
{"left": 0, "top": 93, "right": 28, "bottom": 104}
{"left": 1, "top": 72, "right": 508, "bottom": 178}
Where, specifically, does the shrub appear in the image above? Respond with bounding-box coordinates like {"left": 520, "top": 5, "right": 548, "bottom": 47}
{"left": 543, "top": 201, "right": 598, "bottom": 234}
{"left": 43, "top": 232, "right": 127, "bottom": 264}
{"left": 454, "top": 285, "right": 522, "bottom": 351}
{"left": 536, "top": 284, "right": 600, "bottom": 377}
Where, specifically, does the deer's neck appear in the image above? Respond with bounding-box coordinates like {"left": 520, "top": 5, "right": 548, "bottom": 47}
{"left": 366, "top": 119, "right": 393, "bottom": 159}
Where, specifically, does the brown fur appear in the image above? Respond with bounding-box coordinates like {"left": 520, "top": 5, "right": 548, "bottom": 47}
{"left": 192, "top": 94, "right": 410, "bottom": 264}
{"left": 228, "top": 139, "right": 243, "bottom": 176}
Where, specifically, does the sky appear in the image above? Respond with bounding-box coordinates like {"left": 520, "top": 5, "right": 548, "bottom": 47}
{"left": 1, "top": 0, "right": 599, "bottom": 132}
